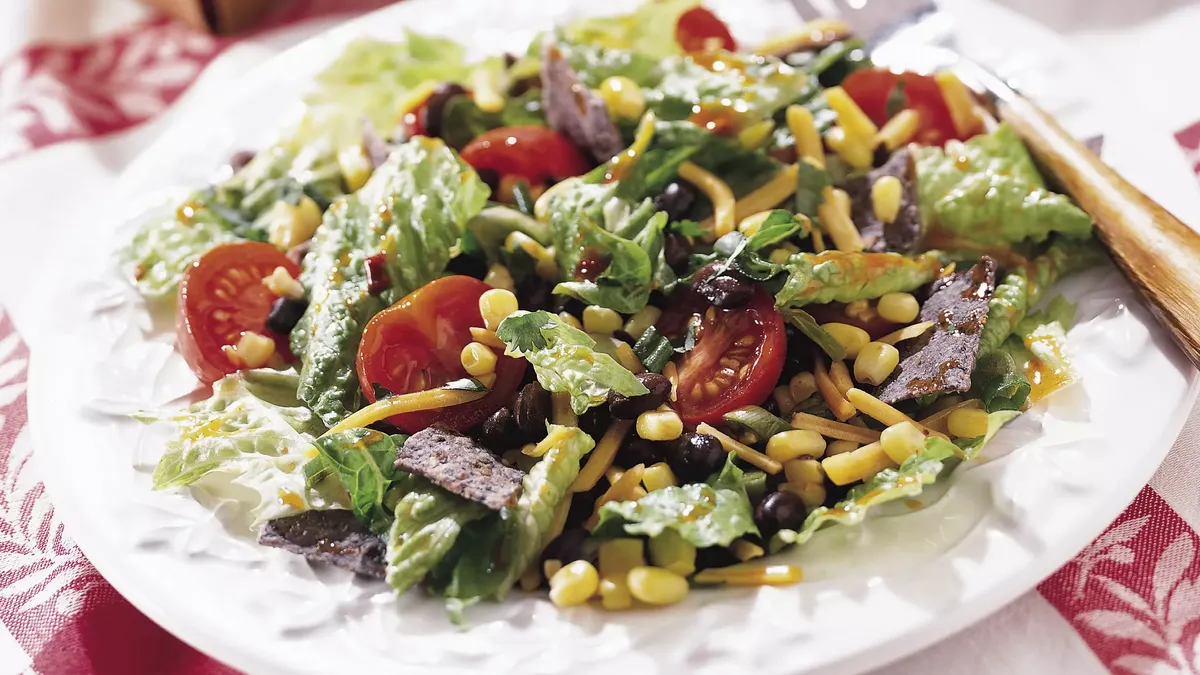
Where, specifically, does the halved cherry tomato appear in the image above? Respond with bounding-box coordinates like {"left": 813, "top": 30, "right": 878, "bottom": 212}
{"left": 841, "top": 69, "right": 963, "bottom": 146}
{"left": 356, "top": 276, "right": 525, "bottom": 433}
{"left": 176, "top": 241, "right": 299, "bottom": 386}
{"left": 662, "top": 275, "right": 786, "bottom": 426}
{"left": 459, "top": 126, "right": 591, "bottom": 186}
{"left": 676, "top": 7, "right": 736, "bottom": 53}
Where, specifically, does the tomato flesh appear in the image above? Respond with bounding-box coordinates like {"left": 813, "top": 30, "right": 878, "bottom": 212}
{"left": 664, "top": 282, "right": 786, "bottom": 426}
{"left": 676, "top": 7, "right": 737, "bottom": 53}
{"left": 841, "top": 69, "right": 967, "bottom": 146}
{"left": 356, "top": 276, "right": 525, "bottom": 433}
{"left": 176, "top": 241, "right": 299, "bottom": 386}
{"left": 459, "top": 126, "right": 591, "bottom": 185}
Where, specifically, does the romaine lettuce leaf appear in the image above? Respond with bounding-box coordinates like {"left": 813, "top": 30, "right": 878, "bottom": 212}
{"left": 312, "top": 429, "right": 407, "bottom": 534}
{"left": 140, "top": 370, "right": 338, "bottom": 527}
{"left": 293, "top": 137, "right": 489, "bottom": 426}
{"left": 496, "top": 311, "right": 648, "bottom": 414}
{"left": 970, "top": 350, "right": 1031, "bottom": 412}
{"left": 653, "top": 51, "right": 812, "bottom": 123}
{"left": 559, "top": 0, "right": 699, "bottom": 59}
{"left": 594, "top": 455, "right": 758, "bottom": 548}
{"left": 385, "top": 478, "right": 488, "bottom": 593}
{"left": 774, "top": 410, "right": 1020, "bottom": 551}
{"left": 776, "top": 251, "right": 943, "bottom": 308}
{"left": 120, "top": 209, "right": 241, "bottom": 299}
{"left": 915, "top": 124, "right": 1092, "bottom": 245}
{"left": 543, "top": 179, "right": 666, "bottom": 313}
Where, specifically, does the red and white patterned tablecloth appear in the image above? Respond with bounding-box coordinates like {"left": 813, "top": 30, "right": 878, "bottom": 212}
{"left": 1, "top": 1, "right": 1199, "bottom": 673}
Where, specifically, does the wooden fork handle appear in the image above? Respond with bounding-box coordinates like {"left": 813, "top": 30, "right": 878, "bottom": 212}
{"left": 998, "top": 95, "right": 1200, "bottom": 369}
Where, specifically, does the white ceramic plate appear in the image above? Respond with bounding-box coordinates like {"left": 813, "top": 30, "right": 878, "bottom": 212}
{"left": 28, "top": 1, "right": 1200, "bottom": 673}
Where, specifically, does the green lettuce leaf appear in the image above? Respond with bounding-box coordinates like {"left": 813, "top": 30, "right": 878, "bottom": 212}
{"left": 312, "top": 429, "right": 406, "bottom": 534}
{"left": 465, "top": 205, "right": 552, "bottom": 263}
{"left": 119, "top": 209, "right": 241, "bottom": 299}
{"left": 544, "top": 180, "right": 666, "bottom": 313}
{"left": 915, "top": 124, "right": 1092, "bottom": 245}
{"left": 559, "top": 0, "right": 699, "bottom": 59}
{"left": 439, "top": 89, "right": 546, "bottom": 150}
{"left": 594, "top": 454, "right": 758, "bottom": 548}
{"left": 496, "top": 311, "right": 648, "bottom": 414}
{"left": 774, "top": 410, "right": 1020, "bottom": 551}
{"left": 385, "top": 477, "right": 488, "bottom": 593}
{"left": 140, "top": 370, "right": 337, "bottom": 526}
{"left": 776, "top": 251, "right": 943, "bottom": 309}
{"left": 970, "top": 350, "right": 1031, "bottom": 412}
{"left": 293, "top": 137, "right": 489, "bottom": 426}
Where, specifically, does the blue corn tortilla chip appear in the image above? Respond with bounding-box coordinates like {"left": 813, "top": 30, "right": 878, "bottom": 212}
{"left": 541, "top": 41, "right": 624, "bottom": 163}
{"left": 845, "top": 148, "right": 922, "bottom": 254}
{"left": 259, "top": 510, "right": 386, "bottom": 578}
{"left": 395, "top": 427, "right": 525, "bottom": 511}
{"left": 875, "top": 256, "right": 997, "bottom": 404}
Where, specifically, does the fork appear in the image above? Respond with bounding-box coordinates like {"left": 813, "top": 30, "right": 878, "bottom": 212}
{"left": 787, "top": 0, "right": 1200, "bottom": 369}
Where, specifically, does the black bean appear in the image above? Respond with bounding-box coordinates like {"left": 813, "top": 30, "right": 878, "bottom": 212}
{"left": 754, "top": 490, "right": 807, "bottom": 536}
{"left": 616, "top": 437, "right": 669, "bottom": 469}
{"left": 653, "top": 181, "right": 698, "bottom": 222}
{"left": 612, "top": 329, "right": 637, "bottom": 346}
{"left": 423, "top": 82, "right": 468, "bottom": 140}
{"left": 663, "top": 233, "right": 692, "bottom": 274}
{"left": 552, "top": 296, "right": 587, "bottom": 317}
{"left": 542, "top": 527, "right": 589, "bottom": 564}
{"left": 516, "top": 278, "right": 555, "bottom": 313}
{"left": 577, "top": 405, "right": 611, "bottom": 440}
{"left": 694, "top": 273, "right": 753, "bottom": 309}
{"left": 514, "top": 382, "right": 550, "bottom": 434}
{"left": 872, "top": 143, "right": 890, "bottom": 168}
{"left": 476, "top": 168, "right": 500, "bottom": 192}
{"left": 445, "top": 253, "right": 488, "bottom": 280}
{"left": 266, "top": 297, "right": 308, "bottom": 335}
{"left": 479, "top": 407, "right": 514, "bottom": 448}
{"left": 695, "top": 545, "right": 739, "bottom": 571}
{"left": 667, "top": 432, "right": 727, "bottom": 483}
{"left": 229, "top": 150, "right": 255, "bottom": 172}
{"left": 608, "top": 373, "right": 671, "bottom": 419}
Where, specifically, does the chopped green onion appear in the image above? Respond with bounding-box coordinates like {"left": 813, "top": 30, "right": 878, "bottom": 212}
{"left": 781, "top": 308, "right": 847, "bottom": 361}
{"left": 724, "top": 406, "right": 793, "bottom": 440}
{"left": 633, "top": 326, "right": 674, "bottom": 373}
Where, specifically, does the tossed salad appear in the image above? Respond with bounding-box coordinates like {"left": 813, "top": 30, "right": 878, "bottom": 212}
{"left": 127, "top": 1, "right": 1102, "bottom": 619}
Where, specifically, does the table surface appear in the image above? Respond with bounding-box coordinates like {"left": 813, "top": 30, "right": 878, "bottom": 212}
{"left": 1, "top": 1, "right": 1199, "bottom": 673}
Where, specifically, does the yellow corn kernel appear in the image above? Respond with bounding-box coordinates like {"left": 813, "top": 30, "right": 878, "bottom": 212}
{"left": 598, "top": 538, "right": 646, "bottom": 579}
{"left": 786, "top": 105, "right": 825, "bottom": 166}
{"left": 623, "top": 306, "right": 662, "bottom": 340}
{"left": 826, "top": 439, "right": 860, "bottom": 456}
{"left": 468, "top": 326, "right": 506, "bottom": 350}
{"left": 737, "top": 210, "right": 773, "bottom": 236}
{"left": 772, "top": 385, "right": 796, "bottom": 418}
{"left": 877, "top": 109, "right": 921, "bottom": 150}
{"left": 948, "top": 407, "right": 990, "bottom": 439}
{"left": 828, "top": 360, "right": 855, "bottom": 395}
{"left": 824, "top": 85, "right": 879, "bottom": 142}
{"left": 267, "top": 196, "right": 323, "bottom": 250}
{"left": 853, "top": 341, "right": 900, "bottom": 386}
{"left": 222, "top": 331, "right": 276, "bottom": 369}
{"left": 738, "top": 119, "right": 775, "bottom": 150}
{"left": 460, "top": 342, "right": 498, "bottom": 377}
{"left": 636, "top": 409, "right": 683, "bottom": 442}
{"left": 337, "top": 144, "right": 373, "bottom": 192}
{"left": 262, "top": 266, "right": 304, "bottom": 300}
{"left": 782, "top": 480, "right": 827, "bottom": 509}
{"left": 483, "top": 264, "right": 516, "bottom": 293}
{"left": 582, "top": 306, "right": 623, "bottom": 335}
{"left": 783, "top": 457, "right": 825, "bottom": 486}
{"left": 557, "top": 311, "right": 583, "bottom": 331}
{"left": 817, "top": 186, "right": 866, "bottom": 253}
{"left": 766, "top": 429, "right": 827, "bottom": 462}
{"left": 821, "top": 441, "right": 896, "bottom": 486}
{"left": 642, "top": 462, "right": 677, "bottom": 492}
{"left": 880, "top": 421, "right": 928, "bottom": 464}
{"left": 549, "top": 560, "right": 600, "bottom": 608}
{"left": 648, "top": 531, "right": 696, "bottom": 577}
{"left": 613, "top": 341, "right": 644, "bottom": 375}
{"left": 479, "top": 288, "right": 519, "bottom": 330}
{"left": 626, "top": 566, "right": 689, "bottom": 606}
{"left": 599, "top": 577, "right": 634, "bottom": 610}
{"left": 845, "top": 299, "right": 875, "bottom": 324}
{"left": 789, "top": 372, "right": 818, "bottom": 402}
{"left": 871, "top": 175, "right": 903, "bottom": 224}
{"left": 821, "top": 322, "right": 871, "bottom": 358}
{"left": 598, "top": 75, "right": 646, "bottom": 120}
{"left": 824, "top": 125, "right": 873, "bottom": 170}
{"left": 732, "top": 540, "right": 765, "bottom": 562}
{"left": 680, "top": 161, "right": 736, "bottom": 238}
{"left": 696, "top": 423, "right": 782, "bottom": 474}
{"left": 877, "top": 292, "right": 920, "bottom": 324}
{"left": 543, "top": 559, "right": 563, "bottom": 581}
{"left": 935, "top": 72, "right": 981, "bottom": 138}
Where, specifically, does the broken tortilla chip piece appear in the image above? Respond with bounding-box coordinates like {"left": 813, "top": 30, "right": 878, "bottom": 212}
{"left": 395, "top": 427, "right": 525, "bottom": 511}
